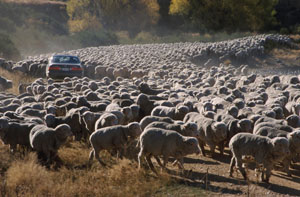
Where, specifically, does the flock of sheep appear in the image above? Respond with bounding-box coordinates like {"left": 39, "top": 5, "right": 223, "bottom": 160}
{"left": 0, "top": 34, "right": 300, "bottom": 186}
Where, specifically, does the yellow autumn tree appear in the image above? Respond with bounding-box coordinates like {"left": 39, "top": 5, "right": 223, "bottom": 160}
{"left": 67, "top": 0, "right": 160, "bottom": 35}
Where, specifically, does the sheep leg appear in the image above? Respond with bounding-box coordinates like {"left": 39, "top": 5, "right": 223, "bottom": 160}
{"left": 236, "top": 157, "right": 247, "bottom": 180}
{"left": 162, "top": 155, "right": 169, "bottom": 169}
{"left": 263, "top": 164, "right": 272, "bottom": 183}
{"left": 199, "top": 141, "right": 206, "bottom": 156}
{"left": 208, "top": 143, "right": 216, "bottom": 157}
{"left": 145, "top": 155, "right": 157, "bottom": 174}
{"left": 172, "top": 160, "right": 178, "bottom": 166}
{"left": 9, "top": 144, "right": 17, "bottom": 154}
{"left": 45, "top": 150, "right": 52, "bottom": 165}
{"left": 217, "top": 142, "right": 224, "bottom": 156}
{"left": 154, "top": 156, "right": 164, "bottom": 167}
{"left": 89, "top": 149, "right": 95, "bottom": 162}
{"left": 94, "top": 149, "right": 106, "bottom": 166}
{"left": 282, "top": 158, "right": 292, "bottom": 177}
{"left": 176, "top": 157, "right": 184, "bottom": 170}
{"left": 138, "top": 148, "right": 144, "bottom": 169}
{"left": 229, "top": 156, "right": 236, "bottom": 177}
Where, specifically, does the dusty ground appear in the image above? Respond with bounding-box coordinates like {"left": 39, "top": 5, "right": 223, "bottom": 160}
{"left": 156, "top": 147, "right": 300, "bottom": 196}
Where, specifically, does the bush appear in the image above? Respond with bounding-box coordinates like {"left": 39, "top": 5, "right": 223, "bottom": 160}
{"left": 72, "top": 30, "right": 119, "bottom": 47}
{"left": 279, "top": 27, "right": 290, "bottom": 35}
{"left": 0, "top": 32, "right": 20, "bottom": 60}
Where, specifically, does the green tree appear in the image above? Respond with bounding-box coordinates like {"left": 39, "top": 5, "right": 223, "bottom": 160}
{"left": 169, "top": 0, "right": 278, "bottom": 32}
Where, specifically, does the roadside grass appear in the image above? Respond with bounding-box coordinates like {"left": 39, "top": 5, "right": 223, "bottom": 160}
{"left": 0, "top": 67, "right": 35, "bottom": 95}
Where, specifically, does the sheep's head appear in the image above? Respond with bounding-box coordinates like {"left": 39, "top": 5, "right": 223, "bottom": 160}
{"left": 212, "top": 122, "right": 227, "bottom": 141}
{"left": 127, "top": 122, "right": 142, "bottom": 138}
{"left": 182, "top": 122, "right": 199, "bottom": 138}
{"left": 55, "top": 124, "right": 73, "bottom": 142}
{"left": 238, "top": 119, "right": 252, "bottom": 133}
{"left": 44, "top": 114, "right": 56, "bottom": 127}
{"left": 271, "top": 137, "right": 290, "bottom": 160}
{"left": 182, "top": 137, "right": 201, "bottom": 155}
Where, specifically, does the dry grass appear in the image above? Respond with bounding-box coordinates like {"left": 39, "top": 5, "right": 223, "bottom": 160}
{"left": 0, "top": 67, "right": 35, "bottom": 95}
{"left": 0, "top": 142, "right": 173, "bottom": 197}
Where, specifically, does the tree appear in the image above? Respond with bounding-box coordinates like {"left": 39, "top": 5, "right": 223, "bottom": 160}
{"left": 0, "top": 33, "right": 21, "bottom": 60}
{"left": 169, "top": 0, "right": 278, "bottom": 32}
{"left": 67, "top": 0, "right": 102, "bottom": 33}
{"left": 66, "top": 0, "right": 160, "bottom": 36}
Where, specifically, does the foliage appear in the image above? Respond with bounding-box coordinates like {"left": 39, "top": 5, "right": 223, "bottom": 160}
{"left": 169, "top": 0, "right": 279, "bottom": 32}
{"left": 67, "top": 0, "right": 102, "bottom": 33}
{"left": 66, "top": 0, "right": 160, "bottom": 37}
{"left": 0, "top": 32, "right": 20, "bottom": 60}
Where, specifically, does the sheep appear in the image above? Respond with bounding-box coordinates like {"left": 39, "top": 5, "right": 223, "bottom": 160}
{"left": 94, "top": 112, "right": 119, "bottom": 130}
{"left": 254, "top": 116, "right": 286, "bottom": 127}
{"left": 151, "top": 105, "right": 189, "bottom": 121}
{"left": 136, "top": 93, "right": 156, "bottom": 120}
{"left": 137, "top": 127, "right": 201, "bottom": 173}
{"left": 0, "top": 104, "right": 20, "bottom": 113}
{"left": 281, "top": 130, "right": 300, "bottom": 176}
{"left": 197, "top": 118, "right": 227, "bottom": 156}
{"left": 286, "top": 114, "right": 300, "bottom": 128}
{"left": 253, "top": 122, "right": 293, "bottom": 134}
{"left": 45, "top": 112, "right": 84, "bottom": 141}
{"left": 139, "top": 115, "right": 174, "bottom": 131}
{"left": 89, "top": 122, "right": 142, "bottom": 166}
{"left": 254, "top": 126, "right": 289, "bottom": 138}
{"left": 144, "top": 121, "right": 200, "bottom": 138}
{"left": 229, "top": 133, "right": 290, "bottom": 183}
{"left": 223, "top": 118, "right": 253, "bottom": 143}
{"left": 106, "top": 103, "right": 133, "bottom": 124}
{"left": 30, "top": 124, "right": 73, "bottom": 164}
{"left": 138, "top": 82, "right": 165, "bottom": 95}
{"left": 254, "top": 128, "right": 300, "bottom": 176}
{"left": 0, "top": 76, "right": 12, "bottom": 91}
{"left": 0, "top": 118, "right": 36, "bottom": 153}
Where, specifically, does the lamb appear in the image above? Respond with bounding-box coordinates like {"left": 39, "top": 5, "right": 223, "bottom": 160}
{"left": 229, "top": 133, "right": 290, "bottom": 183}
{"left": 144, "top": 121, "right": 200, "bottom": 138}
{"left": 139, "top": 115, "right": 174, "bottom": 131}
{"left": 89, "top": 122, "right": 142, "bottom": 166}
{"left": 0, "top": 118, "right": 36, "bottom": 153}
{"left": 137, "top": 128, "right": 201, "bottom": 173}
{"left": 30, "top": 124, "right": 73, "bottom": 164}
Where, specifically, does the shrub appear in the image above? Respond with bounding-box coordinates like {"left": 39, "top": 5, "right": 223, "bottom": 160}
{"left": 0, "top": 32, "right": 20, "bottom": 60}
